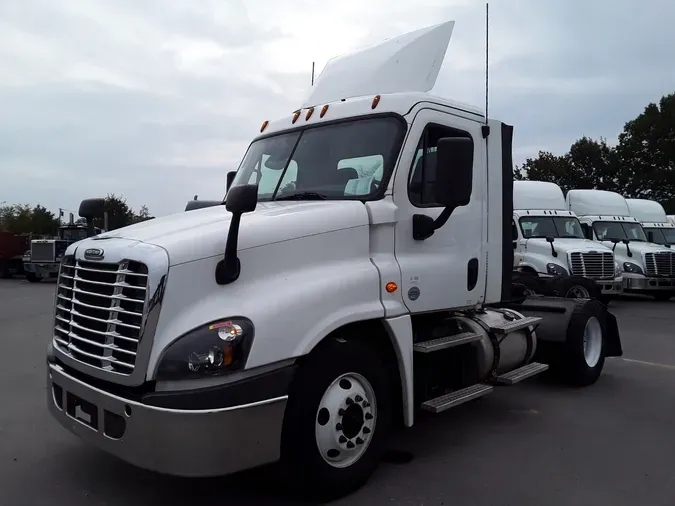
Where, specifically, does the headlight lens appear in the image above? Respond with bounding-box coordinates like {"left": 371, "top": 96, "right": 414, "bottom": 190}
{"left": 623, "top": 262, "right": 643, "bottom": 275}
{"left": 547, "top": 263, "right": 569, "bottom": 276}
{"left": 155, "top": 317, "right": 254, "bottom": 381}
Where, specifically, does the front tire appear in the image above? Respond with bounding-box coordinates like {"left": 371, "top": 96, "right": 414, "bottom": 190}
{"left": 25, "top": 272, "right": 42, "bottom": 283}
{"left": 280, "top": 338, "right": 392, "bottom": 500}
{"left": 552, "top": 276, "right": 601, "bottom": 300}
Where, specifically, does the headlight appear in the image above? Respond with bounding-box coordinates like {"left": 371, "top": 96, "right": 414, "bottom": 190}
{"left": 155, "top": 318, "right": 254, "bottom": 381}
{"left": 623, "top": 262, "right": 643, "bottom": 275}
{"left": 547, "top": 263, "right": 569, "bottom": 276}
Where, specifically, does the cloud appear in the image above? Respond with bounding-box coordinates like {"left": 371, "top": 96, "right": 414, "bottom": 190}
{"left": 1, "top": 0, "right": 673, "bottom": 216}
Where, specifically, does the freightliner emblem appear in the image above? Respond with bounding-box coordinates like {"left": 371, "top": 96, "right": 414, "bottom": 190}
{"left": 83, "top": 248, "right": 104, "bottom": 261}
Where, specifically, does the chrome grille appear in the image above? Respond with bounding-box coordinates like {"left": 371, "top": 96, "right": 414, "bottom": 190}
{"left": 569, "top": 252, "right": 614, "bottom": 279}
{"left": 31, "top": 242, "right": 55, "bottom": 262}
{"left": 644, "top": 252, "right": 675, "bottom": 277}
{"left": 53, "top": 257, "right": 149, "bottom": 374}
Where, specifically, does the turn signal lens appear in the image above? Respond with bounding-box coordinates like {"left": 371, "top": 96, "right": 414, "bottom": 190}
{"left": 385, "top": 282, "right": 398, "bottom": 293}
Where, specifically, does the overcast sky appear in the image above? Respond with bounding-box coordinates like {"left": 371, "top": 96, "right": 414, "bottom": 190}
{"left": 1, "top": 0, "right": 674, "bottom": 218}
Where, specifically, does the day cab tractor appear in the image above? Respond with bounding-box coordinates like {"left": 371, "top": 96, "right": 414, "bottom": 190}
{"left": 46, "top": 21, "right": 622, "bottom": 500}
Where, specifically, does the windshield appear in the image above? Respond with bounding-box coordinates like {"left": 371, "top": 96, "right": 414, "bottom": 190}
{"left": 59, "top": 227, "right": 87, "bottom": 241}
{"left": 230, "top": 117, "right": 405, "bottom": 201}
{"left": 592, "top": 221, "right": 648, "bottom": 242}
{"left": 519, "top": 216, "right": 585, "bottom": 239}
{"left": 644, "top": 227, "right": 675, "bottom": 245}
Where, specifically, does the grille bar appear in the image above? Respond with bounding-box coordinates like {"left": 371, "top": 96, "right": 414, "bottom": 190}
{"left": 644, "top": 252, "right": 675, "bottom": 277}
{"left": 52, "top": 257, "right": 149, "bottom": 375}
{"left": 569, "top": 252, "right": 615, "bottom": 280}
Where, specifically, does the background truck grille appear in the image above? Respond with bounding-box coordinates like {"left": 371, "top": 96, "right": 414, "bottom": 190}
{"left": 53, "top": 257, "right": 149, "bottom": 375}
{"left": 644, "top": 252, "right": 675, "bottom": 277}
{"left": 569, "top": 252, "right": 614, "bottom": 279}
{"left": 31, "top": 242, "right": 55, "bottom": 262}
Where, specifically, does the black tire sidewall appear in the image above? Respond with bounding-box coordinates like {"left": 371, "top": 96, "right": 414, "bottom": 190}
{"left": 280, "top": 339, "right": 393, "bottom": 499}
{"left": 554, "top": 276, "right": 601, "bottom": 300}
{"left": 561, "top": 300, "right": 607, "bottom": 386}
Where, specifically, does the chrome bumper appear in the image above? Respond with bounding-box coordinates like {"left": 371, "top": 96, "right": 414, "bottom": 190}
{"left": 597, "top": 278, "right": 623, "bottom": 295}
{"left": 24, "top": 262, "right": 59, "bottom": 277}
{"left": 623, "top": 275, "right": 675, "bottom": 291}
{"left": 47, "top": 362, "right": 287, "bottom": 477}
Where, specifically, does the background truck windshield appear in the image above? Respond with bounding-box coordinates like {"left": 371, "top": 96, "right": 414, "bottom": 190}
{"left": 519, "top": 216, "right": 585, "bottom": 239}
{"left": 230, "top": 117, "right": 404, "bottom": 201}
{"left": 593, "top": 221, "right": 648, "bottom": 242}
{"left": 644, "top": 227, "right": 675, "bottom": 244}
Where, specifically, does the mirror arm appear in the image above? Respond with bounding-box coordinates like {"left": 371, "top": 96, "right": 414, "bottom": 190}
{"left": 413, "top": 206, "right": 456, "bottom": 241}
{"left": 215, "top": 213, "right": 242, "bottom": 285}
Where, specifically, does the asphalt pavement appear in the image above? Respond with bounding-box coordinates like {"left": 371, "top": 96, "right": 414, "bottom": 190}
{"left": 1, "top": 278, "right": 674, "bottom": 506}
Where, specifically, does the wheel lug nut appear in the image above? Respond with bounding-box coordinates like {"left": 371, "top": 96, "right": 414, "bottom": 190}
{"left": 347, "top": 441, "right": 355, "bottom": 449}
{"left": 336, "top": 423, "right": 343, "bottom": 431}
{"left": 338, "top": 408, "right": 345, "bottom": 416}
{"left": 363, "top": 427, "right": 371, "bottom": 434}
{"left": 339, "top": 435, "right": 347, "bottom": 443}
{"left": 355, "top": 395, "right": 363, "bottom": 402}
{"left": 346, "top": 397, "right": 354, "bottom": 405}
{"left": 363, "top": 401, "right": 370, "bottom": 408}
{"left": 356, "top": 437, "right": 364, "bottom": 445}
{"left": 365, "top": 412, "right": 373, "bottom": 420}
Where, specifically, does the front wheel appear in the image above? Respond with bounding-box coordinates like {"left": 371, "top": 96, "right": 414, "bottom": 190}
{"left": 552, "top": 276, "right": 601, "bottom": 300}
{"left": 280, "top": 338, "right": 392, "bottom": 501}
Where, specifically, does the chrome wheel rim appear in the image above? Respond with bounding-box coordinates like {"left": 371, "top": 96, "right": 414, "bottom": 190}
{"left": 582, "top": 316, "right": 603, "bottom": 368}
{"left": 315, "top": 372, "right": 377, "bottom": 469}
{"left": 566, "top": 285, "right": 590, "bottom": 298}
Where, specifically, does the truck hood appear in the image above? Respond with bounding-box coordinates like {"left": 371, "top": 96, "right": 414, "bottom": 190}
{"left": 599, "top": 240, "right": 672, "bottom": 255}
{"left": 92, "top": 200, "right": 370, "bottom": 266}
{"left": 526, "top": 238, "right": 612, "bottom": 255}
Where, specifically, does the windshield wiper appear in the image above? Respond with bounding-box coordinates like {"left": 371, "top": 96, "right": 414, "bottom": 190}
{"left": 275, "top": 192, "right": 328, "bottom": 201}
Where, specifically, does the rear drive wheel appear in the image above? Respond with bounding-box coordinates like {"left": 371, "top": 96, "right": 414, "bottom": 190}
{"left": 280, "top": 338, "right": 392, "bottom": 501}
{"left": 556, "top": 299, "right": 607, "bottom": 386}
{"left": 553, "top": 276, "right": 601, "bottom": 300}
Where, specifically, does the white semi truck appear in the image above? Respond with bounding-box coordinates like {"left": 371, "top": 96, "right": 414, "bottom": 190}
{"left": 512, "top": 181, "right": 622, "bottom": 299}
{"left": 46, "top": 21, "right": 623, "bottom": 499}
{"left": 625, "top": 198, "right": 675, "bottom": 247}
{"left": 567, "top": 189, "right": 675, "bottom": 301}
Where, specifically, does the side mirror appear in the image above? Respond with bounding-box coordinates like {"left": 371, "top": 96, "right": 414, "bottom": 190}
{"left": 78, "top": 198, "right": 105, "bottom": 237}
{"left": 622, "top": 239, "right": 630, "bottom": 245}
{"left": 434, "top": 137, "right": 473, "bottom": 207}
{"left": 226, "top": 171, "right": 237, "bottom": 192}
{"left": 545, "top": 236, "right": 555, "bottom": 243}
{"left": 413, "top": 137, "right": 473, "bottom": 241}
{"left": 216, "top": 184, "right": 259, "bottom": 285}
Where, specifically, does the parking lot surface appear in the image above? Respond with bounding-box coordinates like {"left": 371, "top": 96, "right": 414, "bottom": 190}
{"left": 1, "top": 277, "right": 674, "bottom": 505}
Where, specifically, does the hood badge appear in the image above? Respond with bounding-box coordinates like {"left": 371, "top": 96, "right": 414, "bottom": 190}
{"left": 84, "top": 248, "right": 104, "bottom": 261}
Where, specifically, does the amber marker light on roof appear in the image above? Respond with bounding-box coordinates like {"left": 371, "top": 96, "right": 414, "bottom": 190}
{"left": 371, "top": 95, "right": 381, "bottom": 109}
{"left": 292, "top": 111, "right": 301, "bottom": 123}
{"left": 306, "top": 107, "right": 314, "bottom": 120}
{"left": 260, "top": 120, "right": 269, "bottom": 132}
{"left": 320, "top": 104, "right": 329, "bottom": 118}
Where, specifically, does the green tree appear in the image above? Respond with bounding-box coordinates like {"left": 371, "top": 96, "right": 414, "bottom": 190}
{"left": 31, "top": 205, "right": 59, "bottom": 236}
{"left": 616, "top": 92, "right": 675, "bottom": 213}
{"left": 93, "top": 194, "right": 136, "bottom": 231}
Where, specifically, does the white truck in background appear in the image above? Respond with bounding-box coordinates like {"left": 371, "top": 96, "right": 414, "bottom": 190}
{"left": 567, "top": 189, "right": 675, "bottom": 301}
{"left": 626, "top": 198, "right": 675, "bottom": 247}
{"left": 46, "top": 21, "right": 623, "bottom": 500}
{"left": 669, "top": 215, "right": 675, "bottom": 226}
{"left": 512, "top": 181, "right": 622, "bottom": 300}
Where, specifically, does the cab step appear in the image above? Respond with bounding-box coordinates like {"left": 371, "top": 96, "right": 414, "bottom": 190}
{"left": 488, "top": 316, "right": 542, "bottom": 335}
{"left": 413, "top": 332, "right": 482, "bottom": 353}
{"left": 492, "top": 362, "right": 549, "bottom": 385}
{"left": 420, "top": 383, "right": 493, "bottom": 414}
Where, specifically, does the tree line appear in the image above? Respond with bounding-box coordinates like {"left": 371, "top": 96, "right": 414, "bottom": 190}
{"left": 0, "top": 194, "right": 154, "bottom": 236}
{"left": 515, "top": 92, "right": 675, "bottom": 213}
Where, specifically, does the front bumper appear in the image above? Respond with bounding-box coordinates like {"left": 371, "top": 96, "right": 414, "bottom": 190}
{"left": 623, "top": 275, "right": 675, "bottom": 292}
{"left": 47, "top": 361, "right": 291, "bottom": 477}
{"left": 24, "top": 262, "right": 59, "bottom": 277}
{"left": 597, "top": 278, "right": 623, "bottom": 295}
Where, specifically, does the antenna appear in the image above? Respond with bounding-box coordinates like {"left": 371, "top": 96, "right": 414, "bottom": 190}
{"left": 485, "top": 2, "right": 489, "bottom": 124}
{"left": 311, "top": 62, "right": 315, "bottom": 86}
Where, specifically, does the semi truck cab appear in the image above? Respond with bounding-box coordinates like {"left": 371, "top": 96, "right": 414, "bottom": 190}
{"left": 46, "top": 21, "right": 622, "bottom": 499}
{"left": 512, "top": 181, "right": 622, "bottom": 297}
{"left": 567, "top": 189, "right": 675, "bottom": 301}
